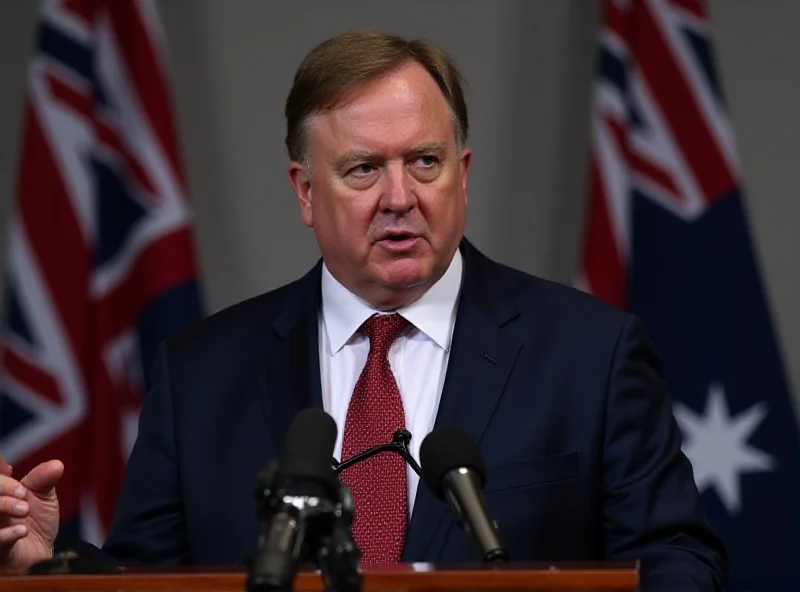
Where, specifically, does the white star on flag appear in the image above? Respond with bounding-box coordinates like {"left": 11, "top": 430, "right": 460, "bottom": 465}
{"left": 673, "top": 383, "right": 776, "bottom": 515}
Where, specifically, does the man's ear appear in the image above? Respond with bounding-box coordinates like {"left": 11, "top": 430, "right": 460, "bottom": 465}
{"left": 459, "top": 147, "right": 472, "bottom": 203}
{"left": 288, "top": 162, "right": 313, "bottom": 228}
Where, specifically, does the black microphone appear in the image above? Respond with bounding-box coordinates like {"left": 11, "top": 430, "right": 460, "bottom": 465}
{"left": 247, "top": 408, "right": 360, "bottom": 592}
{"left": 419, "top": 427, "right": 509, "bottom": 563}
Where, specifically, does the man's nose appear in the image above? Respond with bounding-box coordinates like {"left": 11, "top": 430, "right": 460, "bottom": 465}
{"left": 379, "top": 162, "right": 417, "bottom": 213}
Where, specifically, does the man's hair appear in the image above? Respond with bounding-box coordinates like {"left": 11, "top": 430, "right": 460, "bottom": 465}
{"left": 284, "top": 29, "right": 469, "bottom": 165}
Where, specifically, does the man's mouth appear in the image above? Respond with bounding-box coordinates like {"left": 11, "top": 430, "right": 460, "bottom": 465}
{"left": 383, "top": 232, "right": 414, "bottom": 241}
{"left": 377, "top": 233, "right": 420, "bottom": 251}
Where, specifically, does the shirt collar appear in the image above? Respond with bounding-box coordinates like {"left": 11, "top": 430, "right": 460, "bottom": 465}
{"left": 321, "top": 248, "right": 463, "bottom": 355}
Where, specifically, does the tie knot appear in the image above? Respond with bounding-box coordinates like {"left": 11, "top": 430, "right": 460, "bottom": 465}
{"left": 361, "top": 313, "right": 410, "bottom": 355}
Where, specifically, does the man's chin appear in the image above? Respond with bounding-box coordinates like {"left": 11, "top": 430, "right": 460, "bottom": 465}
{"left": 361, "top": 263, "right": 436, "bottom": 310}
{"left": 377, "top": 257, "right": 430, "bottom": 286}
{"left": 380, "top": 268, "right": 447, "bottom": 308}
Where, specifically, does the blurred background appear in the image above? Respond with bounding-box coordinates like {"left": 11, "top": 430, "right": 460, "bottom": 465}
{"left": 0, "top": 1, "right": 797, "bottom": 590}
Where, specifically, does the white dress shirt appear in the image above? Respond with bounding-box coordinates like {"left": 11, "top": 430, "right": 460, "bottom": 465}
{"left": 318, "top": 248, "right": 463, "bottom": 516}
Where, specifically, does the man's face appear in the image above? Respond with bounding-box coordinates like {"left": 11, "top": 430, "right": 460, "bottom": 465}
{"left": 288, "top": 61, "right": 471, "bottom": 310}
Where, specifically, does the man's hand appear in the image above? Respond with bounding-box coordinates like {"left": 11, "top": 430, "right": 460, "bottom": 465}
{"left": 0, "top": 457, "right": 63, "bottom": 570}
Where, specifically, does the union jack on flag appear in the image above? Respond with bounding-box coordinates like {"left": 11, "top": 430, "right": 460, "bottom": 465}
{"left": 0, "top": 0, "right": 204, "bottom": 546}
{"left": 578, "top": 0, "right": 800, "bottom": 590}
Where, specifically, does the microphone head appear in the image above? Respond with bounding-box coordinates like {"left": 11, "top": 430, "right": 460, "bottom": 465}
{"left": 420, "top": 427, "right": 487, "bottom": 500}
{"left": 280, "top": 408, "right": 337, "bottom": 484}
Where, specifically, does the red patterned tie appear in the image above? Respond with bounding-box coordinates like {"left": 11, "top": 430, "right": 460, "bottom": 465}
{"left": 340, "top": 313, "right": 410, "bottom": 564}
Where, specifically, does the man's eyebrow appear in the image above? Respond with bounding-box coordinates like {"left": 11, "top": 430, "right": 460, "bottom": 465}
{"left": 407, "top": 142, "right": 448, "bottom": 156}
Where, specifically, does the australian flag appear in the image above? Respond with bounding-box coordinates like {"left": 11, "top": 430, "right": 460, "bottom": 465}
{"left": 577, "top": 0, "right": 800, "bottom": 590}
{"left": 0, "top": 0, "right": 204, "bottom": 546}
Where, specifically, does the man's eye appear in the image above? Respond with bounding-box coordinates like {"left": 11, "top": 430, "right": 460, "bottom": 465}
{"left": 415, "top": 155, "right": 437, "bottom": 167}
{"left": 351, "top": 163, "right": 376, "bottom": 176}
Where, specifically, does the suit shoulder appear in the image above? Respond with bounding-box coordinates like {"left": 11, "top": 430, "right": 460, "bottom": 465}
{"left": 483, "top": 262, "right": 644, "bottom": 378}
{"left": 487, "top": 258, "right": 631, "bottom": 335}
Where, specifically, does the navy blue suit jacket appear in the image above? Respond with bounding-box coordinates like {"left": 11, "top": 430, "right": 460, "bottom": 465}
{"left": 83, "top": 239, "right": 725, "bottom": 589}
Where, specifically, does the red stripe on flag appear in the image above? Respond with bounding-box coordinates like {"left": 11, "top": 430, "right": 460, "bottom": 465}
{"left": 635, "top": 1, "right": 734, "bottom": 204}
{"left": 104, "top": 1, "right": 189, "bottom": 195}
{"left": 95, "top": 118, "right": 124, "bottom": 154}
{"left": 581, "top": 155, "right": 627, "bottom": 309}
{"left": 16, "top": 102, "right": 90, "bottom": 368}
{"left": 0, "top": 345, "right": 63, "bottom": 406}
{"left": 46, "top": 72, "right": 91, "bottom": 116}
{"left": 95, "top": 118, "right": 159, "bottom": 199}
{"left": 603, "top": 0, "right": 630, "bottom": 42}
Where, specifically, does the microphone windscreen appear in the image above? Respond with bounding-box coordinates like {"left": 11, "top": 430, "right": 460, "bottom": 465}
{"left": 420, "top": 427, "right": 487, "bottom": 499}
{"left": 280, "top": 408, "right": 338, "bottom": 482}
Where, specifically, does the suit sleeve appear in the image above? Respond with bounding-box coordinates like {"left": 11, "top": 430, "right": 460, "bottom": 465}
{"left": 100, "top": 341, "right": 191, "bottom": 564}
{"left": 602, "top": 315, "right": 728, "bottom": 591}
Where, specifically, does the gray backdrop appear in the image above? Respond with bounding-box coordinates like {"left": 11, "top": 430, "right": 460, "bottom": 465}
{"left": 0, "top": 1, "right": 797, "bottom": 407}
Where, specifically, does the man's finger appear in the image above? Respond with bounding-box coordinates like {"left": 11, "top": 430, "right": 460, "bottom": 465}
{"left": 0, "top": 496, "right": 28, "bottom": 519}
{"left": 0, "top": 459, "right": 12, "bottom": 478}
{"left": 0, "top": 523, "right": 27, "bottom": 546}
{"left": 20, "top": 460, "right": 64, "bottom": 496}
{"left": 0, "top": 477, "right": 26, "bottom": 500}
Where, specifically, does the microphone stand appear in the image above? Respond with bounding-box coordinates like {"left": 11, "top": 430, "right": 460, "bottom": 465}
{"left": 332, "top": 429, "right": 422, "bottom": 477}
{"left": 249, "top": 423, "right": 423, "bottom": 592}
{"left": 248, "top": 461, "right": 362, "bottom": 592}
{"left": 249, "top": 429, "right": 419, "bottom": 591}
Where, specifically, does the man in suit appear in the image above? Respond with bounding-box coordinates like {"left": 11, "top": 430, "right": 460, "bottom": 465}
{"left": 0, "top": 29, "right": 726, "bottom": 589}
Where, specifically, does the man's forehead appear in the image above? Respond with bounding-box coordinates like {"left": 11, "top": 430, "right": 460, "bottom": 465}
{"left": 307, "top": 108, "right": 455, "bottom": 156}
{"left": 301, "top": 64, "right": 456, "bottom": 157}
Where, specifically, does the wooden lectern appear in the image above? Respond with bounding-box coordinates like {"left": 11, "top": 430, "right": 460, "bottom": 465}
{"left": 0, "top": 562, "right": 639, "bottom": 591}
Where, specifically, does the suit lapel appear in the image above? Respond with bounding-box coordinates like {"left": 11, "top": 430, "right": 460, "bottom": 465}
{"left": 256, "top": 262, "right": 324, "bottom": 452}
{"left": 402, "top": 240, "right": 523, "bottom": 561}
